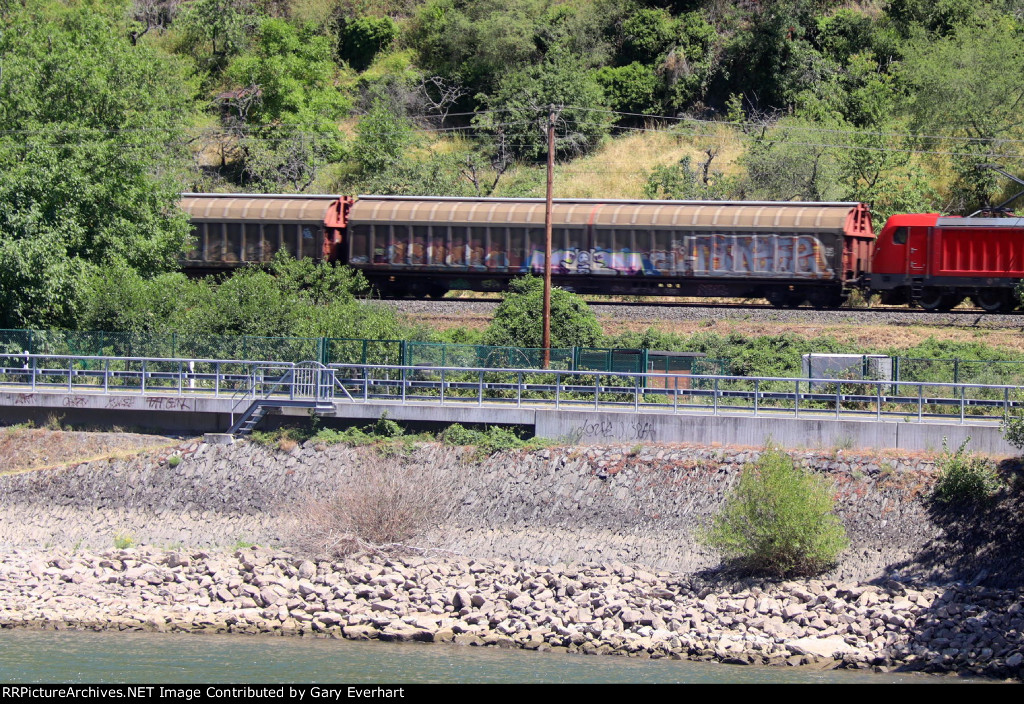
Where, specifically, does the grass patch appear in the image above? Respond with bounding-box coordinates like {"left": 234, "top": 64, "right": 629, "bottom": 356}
{"left": 113, "top": 532, "right": 136, "bottom": 550}
{"left": 440, "top": 423, "right": 555, "bottom": 457}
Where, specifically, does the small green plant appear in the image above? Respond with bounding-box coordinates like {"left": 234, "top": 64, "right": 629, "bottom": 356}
{"left": 234, "top": 539, "right": 257, "bottom": 550}
{"left": 1002, "top": 415, "right": 1024, "bottom": 452}
{"left": 932, "top": 437, "right": 1002, "bottom": 505}
{"left": 113, "top": 532, "right": 136, "bottom": 550}
{"left": 372, "top": 411, "right": 404, "bottom": 438}
{"left": 629, "top": 443, "right": 643, "bottom": 456}
{"left": 701, "top": 446, "right": 848, "bottom": 577}
{"left": 167, "top": 455, "right": 181, "bottom": 468}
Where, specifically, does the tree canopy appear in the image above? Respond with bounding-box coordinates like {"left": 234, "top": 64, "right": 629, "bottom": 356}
{"left": 0, "top": 0, "right": 195, "bottom": 328}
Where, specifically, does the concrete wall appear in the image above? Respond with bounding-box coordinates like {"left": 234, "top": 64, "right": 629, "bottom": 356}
{"left": 0, "top": 389, "right": 1017, "bottom": 455}
{"left": 533, "top": 408, "right": 1018, "bottom": 456}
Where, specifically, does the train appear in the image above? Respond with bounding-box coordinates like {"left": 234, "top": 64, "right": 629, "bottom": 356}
{"left": 179, "top": 193, "right": 1024, "bottom": 311}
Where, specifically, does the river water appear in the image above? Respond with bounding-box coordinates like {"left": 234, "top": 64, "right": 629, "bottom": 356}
{"left": 0, "top": 630, "right": 988, "bottom": 684}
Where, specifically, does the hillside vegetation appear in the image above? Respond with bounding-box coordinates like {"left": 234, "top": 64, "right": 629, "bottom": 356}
{"left": 1, "top": 0, "right": 1023, "bottom": 332}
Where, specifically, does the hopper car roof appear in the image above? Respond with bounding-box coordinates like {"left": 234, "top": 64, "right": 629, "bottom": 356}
{"left": 180, "top": 193, "right": 340, "bottom": 223}
{"left": 349, "top": 196, "right": 872, "bottom": 235}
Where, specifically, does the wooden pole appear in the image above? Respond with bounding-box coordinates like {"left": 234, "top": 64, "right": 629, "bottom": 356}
{"left": 543, "top": 105, "right": 554, "bottom": 369}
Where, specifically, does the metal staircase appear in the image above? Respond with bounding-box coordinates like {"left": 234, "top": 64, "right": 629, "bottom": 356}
{"left": 228, "top": 362, "right": 336, "bottom": 437}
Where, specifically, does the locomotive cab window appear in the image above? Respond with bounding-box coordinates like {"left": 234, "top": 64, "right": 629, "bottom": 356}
{"left": 892, "top": 227, "right": 908, "bottom": 245}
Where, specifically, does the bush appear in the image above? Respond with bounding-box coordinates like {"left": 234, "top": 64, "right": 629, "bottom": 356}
{"left": 1003, "top": 415, "right": 1024, "bottom": 452}
{"left": 296, "top": 452, "right": 455, "bottom": 557}
{"left": 701, "top": 447, "right": 848, "bottom": 577}
{"left": 932, "top": 437, "right": 1002, "bottom": 504}
{"left": 483, "top": 276, "right": 603, "bottom": 350}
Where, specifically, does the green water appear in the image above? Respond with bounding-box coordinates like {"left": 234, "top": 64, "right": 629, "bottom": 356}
{"left": 0, "top": 630, "right": 988, "bottom": 684}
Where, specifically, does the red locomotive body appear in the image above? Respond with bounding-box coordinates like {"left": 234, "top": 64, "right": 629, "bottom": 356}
{"left": 869, "top": 213, "right": 1024, "bottom": 311}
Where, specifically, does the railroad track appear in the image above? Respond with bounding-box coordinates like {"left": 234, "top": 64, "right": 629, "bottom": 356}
{"left": 407, "top": 297, "right": 1024, "bottom": 315}
{"left": 378, "top": 298, "right": 1024, "bottom": 328}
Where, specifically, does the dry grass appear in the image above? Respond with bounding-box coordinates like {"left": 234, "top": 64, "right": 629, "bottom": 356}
{"left": 293, "top": 452, "right": 458, "bottom": 557}
{"left": 0, "top": 427, "right": 179, "bottom": 475}
{"left": 555, "top": 124, "right": 745, "bottom": 200}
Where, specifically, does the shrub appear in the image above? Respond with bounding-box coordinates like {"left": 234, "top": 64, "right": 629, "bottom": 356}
{"left": 483, "top": 276, "right": 603, "bottom": 350}
{"left": 932, "top": 437, "right": 1002, "bottom": 504}
{"left": 701, "top": 447, "right": 848, "bottom": 577}
{"left": 296, "top": 453, "right": 455, "bottom": 557}
{"left": 1002, "top": 415, "right": 1024, "bottom": 452}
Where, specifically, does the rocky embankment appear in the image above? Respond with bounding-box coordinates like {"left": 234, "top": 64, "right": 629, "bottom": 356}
{"left": 2, "top": 545, "right": 1022, "bottom": 679}
{"left": 1, "top": 435, "right": 1023, "bottom": 678}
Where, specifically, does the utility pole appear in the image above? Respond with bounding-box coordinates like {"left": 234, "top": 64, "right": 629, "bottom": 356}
{"left": 543, "top": 105, "right": 554, "bottom": 368}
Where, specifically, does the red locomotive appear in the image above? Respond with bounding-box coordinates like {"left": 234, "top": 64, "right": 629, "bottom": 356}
{"left": 869, "top": 213, "right": 1024, "bottom": 312}
{"left": 178, "top": 193, "right": 1024, "bottom": 311}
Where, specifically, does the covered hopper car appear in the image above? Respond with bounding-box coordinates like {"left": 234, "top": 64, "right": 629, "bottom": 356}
{"left": 180, "top": 194, "right": 875, "bottom": 308}
{"left": 178, "top": 193, "right": 1024, "bottom": 310}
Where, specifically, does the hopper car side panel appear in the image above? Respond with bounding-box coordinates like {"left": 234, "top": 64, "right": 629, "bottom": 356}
{"left": 346, "top": 197, "right": 872, "bottom": 303}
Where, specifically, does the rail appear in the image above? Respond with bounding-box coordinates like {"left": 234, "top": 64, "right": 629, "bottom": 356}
{"left": 328, "top": 363, "right": 1024, "bottom": 425}
{"left": 0, "top": 353, "right": 306, "bottom": 399}
{"left": 1, "top": 354, "right": 1023, "bottom": 426}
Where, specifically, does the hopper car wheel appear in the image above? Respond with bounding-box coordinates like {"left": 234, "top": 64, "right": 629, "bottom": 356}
{"left": 917, "top": 289, "right": 960, "bottom": 312}
{"left": 806, "top": 290, "right": 844, "bottom": 309}
{"left": 973, "top": 290, "right": 1012, "bottom": 313}
{"left": 766, "top": 290, "right": 805, "bottom": 308}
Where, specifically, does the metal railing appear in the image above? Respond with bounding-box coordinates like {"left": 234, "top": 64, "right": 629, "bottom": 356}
{"left": 0, "top": 354, "right": 305, "bottom": 399}
{"left": 1, "top": 354, "right": 1023, "bottom": 426}
{"left": 329, "top": 363, "right": 1024, "bottom": 425}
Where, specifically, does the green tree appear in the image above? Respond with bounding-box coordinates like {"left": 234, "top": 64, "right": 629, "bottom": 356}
{"left": 594, "top": 62, "right": 662, "bottom": 116}
{"left": 173, "top": 0, "right": 260, "bottom": 78}
{"left": 475, "top": 49, "right": 611, "bottom": 161}
{"left": 352, "top": 97, "right": 416, "bottom": 174}
{"left": 339, "top": 16, "right": 398, "bottom": 72}
{"left": 644, "top": 153, "right": 735, "bottom": 200}
{"left": 0, "top": 0, "right": 194, "bottom": 329}
{"left": 702, "top": 446, "right": 848, "bottom": 577}
{"left": 483, "top": 276, "right": 603, "bottom": 349}
{"left": 223, "top": 17, "right": 350, "bottom": 191}
{"left": 898, "top": 19, "right": 1024, "bottom": 212}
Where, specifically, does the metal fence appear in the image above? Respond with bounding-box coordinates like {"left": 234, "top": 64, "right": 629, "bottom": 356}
{"left": 329, "top": 363, "right": 1024, "bottom": 425}
{"left": 894, "top": 357, "right": 1024, "bottom": 386}
{"left": 1, "top": 353, "right": 1021, "bottom": 425}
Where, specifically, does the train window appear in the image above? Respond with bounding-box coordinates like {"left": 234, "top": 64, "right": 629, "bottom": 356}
{"left": 301, "top": 226, "right": 319, "bottom": 260}
{"left": 225, "top": 223, "right": 242, "bottom": 262}
{"left": 244, "top": 224, "right": 262, "bottom": 262}
{"left": 469, "top": 226, "right": 487, "bottom": 267}
{"left": 892, "top": 227, "right": 908, "bottom": 245}
{"left": 281, "top": 224, "right": 299, "bottom": 257}
{"left": 449, "top": 226, "right": 468, "bottom": 266}
{"left": 390, "top": 225, "right": 408, "bottom": 265}
{"left": 205, "top": 223, "right": 223, "bottom": 262}
{"left": 186, "top": 224, "right": 202, "bottom": 260}
{"left": 485, "top": 226, "right": 508, "bottom": 270}
{"left": 262, "top": 224, "right": 280, "bottom": 261}
{"left": 410, "top": 225, "right": 428, "bottom": 265}
{"left": 349, "top": 224, "right": 371, "bottom": 264}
